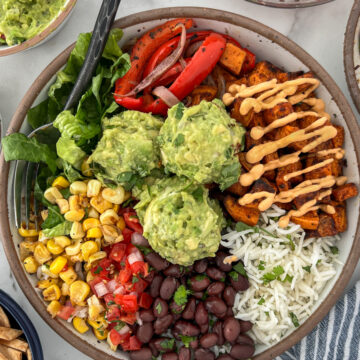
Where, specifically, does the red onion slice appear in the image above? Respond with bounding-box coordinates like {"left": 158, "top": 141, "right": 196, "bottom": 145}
{"left": 185, "top": 40, "right": 203, "bottom": 57}
{"left": 152, "top": 86, "right": 181, "bottom": 108}
{"left": 127, "top": 252, "right": 143, "bottom": 265}
{"left": 118, "top": 24, "right": 187, "bottom": 97}
{"left": 94, "top": 281, "right": 109, "bottom": 298}
{"left": 107, "top": 279, "right": 118, "bottom": 293}
{"left": 179, "top": 57, "right": 187, "bottom": 69}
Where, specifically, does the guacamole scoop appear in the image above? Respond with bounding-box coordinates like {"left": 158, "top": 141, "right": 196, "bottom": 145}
{"left": 0, "top": 0, "right": 66, "bottom": 46}
{"left": 134, "top": 177, "right": 225, "bottom": 266}
{"left": 88, "top": 111, "right": 163, "bottom": 188}
{"left": 158, "top": 100, "right": 245, "bottom": 190}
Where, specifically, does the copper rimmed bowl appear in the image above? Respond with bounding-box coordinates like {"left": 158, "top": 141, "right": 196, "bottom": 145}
{"left": 1, "top": 7, "right": 360, "bottom": 360}
{"left": 0, "top": 0, "right": 77, "bottom": 57}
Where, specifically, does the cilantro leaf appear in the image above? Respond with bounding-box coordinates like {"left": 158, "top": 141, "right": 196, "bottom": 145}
{"left": 160, "top": 338, "right": 174, "bottom": 350}
{"left": 180, "top": 335, "right": 197, "bottom": 348}
{"left": 174, "top": 285, "right": 191, "bottom": 306}
{"left": 174, "top": 133, "right": 185, "bottom": 147}
{"left": 330, "top": 246, "right": 339, "bottom": 255}
{"left": 290, "top": 312, "right": 299, "bottom": 327}
{"left": 174, "top": 102, "right": 185, "bottom": 120}
{"left": 235, "top": 221, "right": 254, "bottom": 232}
{"left": 258, "top": 298, "right": 265, "bottom": 305}
{"left": 303, "top": 266, "right": 311, "bottom": 273}
{"left": 233, "top": 262, "right": 247, "bottom": 278}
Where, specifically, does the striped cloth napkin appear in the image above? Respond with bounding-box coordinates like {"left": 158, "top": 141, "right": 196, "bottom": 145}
{"left": 278, "top": 281, "right": 360, "bottom": 360}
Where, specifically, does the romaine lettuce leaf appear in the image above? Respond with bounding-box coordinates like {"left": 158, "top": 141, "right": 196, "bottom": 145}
{"left": 56, "top": 137, "right": 86, "bottom": 169}
{"left": 43, "top": 221, "right": 72, "bottom": 237}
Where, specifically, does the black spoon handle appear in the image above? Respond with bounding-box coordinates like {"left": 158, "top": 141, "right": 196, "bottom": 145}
{"left": 64, "top": 0, "right": 121, "bottom": 111}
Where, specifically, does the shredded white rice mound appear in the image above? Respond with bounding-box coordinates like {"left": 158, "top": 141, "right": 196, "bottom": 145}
{"left": 221, "top": 205, "right": 341, "bottom": 346}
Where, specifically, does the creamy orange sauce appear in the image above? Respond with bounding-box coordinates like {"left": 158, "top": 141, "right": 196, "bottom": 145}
{"left": 283, "top": 158, "right": 334, "bottom": 181}
{"left": 317, "top": 148, "right": 345, "bottom": 159}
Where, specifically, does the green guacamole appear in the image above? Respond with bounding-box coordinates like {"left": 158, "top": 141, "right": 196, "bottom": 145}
{"left": 88, "top": 111, "right": 163, "bottom": 189}
{"left": 158, "top": 100, "right": 245, "bottom": 190}
{"left": 0, "top": 0, "right": 66, "bottom": 46}
{"left": 134, "top": 177, "right": 226, "bottom": 266}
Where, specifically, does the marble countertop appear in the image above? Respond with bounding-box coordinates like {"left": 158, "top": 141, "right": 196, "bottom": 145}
{"left": 0, "top": 0, "right": 359, "bottom": 359}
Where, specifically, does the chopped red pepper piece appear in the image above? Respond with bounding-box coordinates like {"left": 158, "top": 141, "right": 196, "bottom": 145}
{"left": 139, "top": 292, "right": 153, "bottom": 309}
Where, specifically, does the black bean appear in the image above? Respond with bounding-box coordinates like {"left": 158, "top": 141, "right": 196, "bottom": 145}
{"left": 193, "top": 291, "right": 204, "bottom": 299}
{"left": 194, "top": 259, "right": 208, "bottom": 273}
{"left": 226, "top": 307, "right": 234, "bottom": 317}
{"left": 229, "top": 344, "right": 255, "bottom": 359}
{"left": 149, "top": 339, "right": 159, "bottom": 356}
{"left": 223, "top": 286, "right": 236, "bottom": 307}
{"left": 207, "top": 281, "right": 225, "bottom": 296}
{"left": 230, "top": 273, "right": 249, "bottom": 292}
{"left": 195, "top": 302, "right": 208, "bottom": 325}
{"left": 153, "top": 337, "right": 175, "bottom": 353}
{"left": 150, "top": 275, "right": 163, "bottom": 298}
{"left": 145, "top": 252, "right": 170, "bottom": 271}
{"left": 194, "top": 348, "right": 215, "bottom": 360}
{"left": 164, "top": 264, "right": 184, "bottom": 278}
{"left": 239, "top": 320, "right": 253, "bottom": 333}
{"left": 190, "top": 338, "right": 199, "bottom": 349}
{"left": 212, "top": 321, "right": 225, "bottom": 346}
{"left": 153, "top": 298, "right": 168, "bottom": 318}
{"left": 144, "top": 270, "right": 155, "bottom": 282}
{"left": 200, "top": 333, "right": 218, "bottom": 348}
{"left": 223, "top": 317, "right": 241, "bottom": 342}
{"left": 215, "top": 252, "right": 233, "bottom": 272}
{"left": 206, "top": 267, "right": 226, "bottom": 281}
{"left": 136, "top": 322, "right": 153, "bottom": 343}
{"left": 139, "top": 309, "right": 155, "bottom": 322}
{"left": 174, "top": 320, "right": 200, "bottom": 337}
{"left": 160, "top": 277, "right": 179, "bottom": 300}
{"left": 217, "top": 355, "right": 234, "bottom": 360}
{"left": 182, "top": 297, "right": 196, "bottom": 320}
{"left": 170, "top": 300, "right": 184, "bottom": 315}
{"left": 189, "top": 275, "right": 211, "bottom": 291}
{"left": 131, "top": 233, "right": 150, "bottom": 248}
{"left": 205, "top": 296, "right": 227, "bottom": 316}
{"left": 179, "top": 347, "right": 191, "bottom": 360}
{"left": 236, "top": 334, "right": 254, "bottom": 346}
{"left": 200, "top": 322, "right": 209, "bottom": 334}
{"left": 154, "top": 314, "right": 173, "bottom": 335}
{"left": 162, "top": 352, "right": 179, "bottom": 360}
{"left": 129, "top": 347, "right": 152, "bottom": 360}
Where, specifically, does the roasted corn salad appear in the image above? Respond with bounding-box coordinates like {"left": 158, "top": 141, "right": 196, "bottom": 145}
{"left": 19, "top": 177, "right": 154, "bottom": 352}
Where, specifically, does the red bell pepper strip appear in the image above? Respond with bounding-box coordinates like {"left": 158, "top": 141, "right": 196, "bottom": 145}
{"left": 143, "top": 33, "right": 227, "bottom": 115}
{"left": 115, "top": 18, "right": 194, "bottom": 97}
{"left": 241, "top": 48, "right": 256, "bottom": 74}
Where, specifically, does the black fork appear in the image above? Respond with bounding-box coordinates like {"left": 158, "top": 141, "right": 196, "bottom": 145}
{"left": 13, "top": 0, "right": 121, "bottom": 229}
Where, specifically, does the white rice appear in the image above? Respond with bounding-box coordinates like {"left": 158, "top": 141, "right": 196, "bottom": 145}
{"left": 221, "top": 205, "right": 341, "bottom": 346}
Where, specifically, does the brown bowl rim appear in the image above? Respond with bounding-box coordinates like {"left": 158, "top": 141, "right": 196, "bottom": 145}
{"left": 0, "top": 0, "right": 77, "bottom": 57}
{"left": 344, "top": 0, "right": 360, "bottom": 115}
{"left": 1, "top": 7, "right": 360, "bottom": 360}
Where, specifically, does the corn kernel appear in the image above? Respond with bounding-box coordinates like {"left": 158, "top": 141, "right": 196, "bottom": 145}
{"left": 124, "top": 191, "right": 131, "bottom": 202}
{"left": 65, "top": 239, "right": 82, "bottom": 256}
{"left": 88, "top": 315, "right": 107, "bottom": 330}
{"left": 87, "top": 295, "right": 105, "bottom": 321}
{"left": 102, "top": 186, "right": 125, "bottom": 205}
{"left": 81, "top": 241, "right": 99, "bottom": 261}
{"left": 73, "top": 317, "right": 89, "bottom": 334}
{"left": 50, "top": 256, "right": 68, "bottom": 275}
{"left": 41, "top": 210, "right": 48, "bottom": 221}
{"left": 41, "top": 264, "right": 59, "bottom": 279}
{"left": 69, "top": 195, "right": 81, "bottom": 211}
{"left": 100, "top": 209, "right": 119, "bottom": 225}
{"left": 86, "top": 227, "right": 102, "bottom": 238}
{"left": 87, "top": 251, "right": 107, "bottom": 265}
{"left": 43, "top": 284, "right": 61, "bottom": 301}
{"left": 90, "top": 195, "right": 112, "bottom": 214}
{"left": 81, "top": 159, "right": 93, "bottom": 177}
{"left": 68, "top": 253, "right": 84, "bottom": 263}
{"left": 86, "top": 271, "right": 95, "bottom": 283}
{"left": 64, "top": 209, "right": 85, "bottom": 222}
{"left": 37, "top": 278, "right": 58, "bottom": 289}
{"left": 94, "top": 237, "right": 101, "bottom": 250}
{"left": 116, "top": 216, "right": 126, "bottom": 231}
{"left": 94, "top": 327, "right": 108, "bottom": 340}
{"left": 46, "top": 239, "right": 64, "bottom": 255}
{"left": 34, "top": 243, "right": 52, "bottom": 265}
{"left": 101, "top": 225, "right": 120, "bottom": 245}
{"left": 56, "top": 198, "right": 69, "bottom": 214}
{"left": 54, "top": 236, "right": 71, "bottom": 248}
{"left": 70, "top": 222, "right": 85, "bottom": 240}
{"left": 44, "top": 187, "right": 63, "bottom": 204}
{"left": 59, "top": 266, "right": 77, "bottom": 285}
{"left": 20, "top": 241, "right": 37, "bottom": 261}
{"left": 18, "top": 227, "right": 39, "bottom": 238}
{"left": 47, "top": 300, "right": 62, "bottom": 318}
{"left": 88, "top": 207, "right": 99, "bottom": 219}
{"left": 70, "top": 281, "right": 90, "bottom": 305}
{"left": 87, "top": 179, "right": 102, "bottom": 197}
{"left": 70, "top": 181, "right": 87, "bottom": 195}
{"left": 82, "top": 218, "right": 101, "bottom": 232}
{"left": 23, "top": 256, "right": 38, "bottom": 274}
{"left": 61, "top": 282, "right": 70, "bottom": 296}
{"left": 38, "top": 231, "right": 48, "bottom": 244}
{"left": 107, "top": 332, "right": 117, "bottom": 351}
{"left": 52, "top": 176, "right": 70, "bottom": 189}
{"left": 113, "top": 204, "right": 119, "bottom": 213}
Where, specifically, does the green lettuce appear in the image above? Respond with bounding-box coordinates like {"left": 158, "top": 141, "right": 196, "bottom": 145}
{"left": 56, "top": 138, "right": 86, "bottom": 170}
{"left": 43, "top": 221, "right": 72, "bottom": 237}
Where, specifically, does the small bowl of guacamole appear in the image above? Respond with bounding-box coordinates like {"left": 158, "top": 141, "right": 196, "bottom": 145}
{"left": 0, "top": 0, "right": 77, "bottom": 57}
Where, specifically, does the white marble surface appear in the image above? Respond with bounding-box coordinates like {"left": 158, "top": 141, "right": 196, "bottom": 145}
{"left": 0, "top": 0, "right": 359, "bottom": 359}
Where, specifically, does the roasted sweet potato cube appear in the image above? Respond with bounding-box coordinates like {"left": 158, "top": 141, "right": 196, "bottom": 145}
{"left": 332, "top": 125, "right": 345, "bottom": 148}
{"left": 263, "top": 150, "right": 279, "bottom": 181}
{"left": 294, "top": 103, "right": 311, "bottom": 112}
{"left": 224, "top": 195, "right": 260, "bottom": 226}
{"left": 245, "top": 131, "right": 262, "bottom": 150}
{"left": 247, "top": 178, "right": 277, "bottom": 209}
{"left": 308, "top": 139, "right": 334, "bottom": 153}
{"left": 190, "top": 85, "right": 217, "bottom": 105}
{"left": 214, "top": 65, "right": 237, "bottom": 84}
{"left": 219, "top": 43, "right": 247, "bottom": 75}
{"left": 227, "top": 77, "right": 247, "bottom": 92}
{"left": 263, "top": 102, "right": 294, "bottom": 125}
{"left": 330, "top": 206, "right": 347, "bottom": 233}
{"left": 293, "top": 191, "right": 318, "bottom": 210}
{"left": 226, "top": 182, "right": 249, "bottom": 197}
{"left": 330, "top": 159, "right": 342, "bottom": 177}
{"left": 276, "top": 161, "right": 303, "bottom": 191}
{"left": 274, "top": 202, "right": 293, "bottom": 211}
{"left": 317, "top": 213, "right": 338, "bottom": 237}
{"left": 238, "top": 152, "right": 256, "bottom": 172}
{"left": 297, "top": 114, "right": 318, "bottom": 129}
{"left": 247, "top": 61, "right": 280, "bottom": 86}
{"left": 305, "top": 230, "right": 320, "bottom": 239}
{"left": 230, "top": 98, "right": 254, "bottom": 127}
{"left": 332, "top": 183, "right": 358, "bottom": 202}
{"left": 275, "top": 125, "right": 299, "bottom": 140}
{"left": 291, "top": 211, "right": 319, "bottom": 230}
{"left": 305, "top": 156, "right": 333, "bottom": 180}
{"left": 248, "top": 112, "right": 266, "bottom": 129}
{"left": 275, "top": 72, "right": 290, "bottom": 83}
{"left": 294, "top": 72, "right": 315, "bottom": 93}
